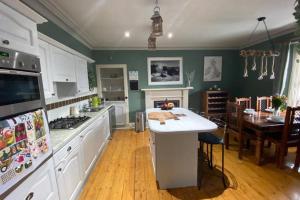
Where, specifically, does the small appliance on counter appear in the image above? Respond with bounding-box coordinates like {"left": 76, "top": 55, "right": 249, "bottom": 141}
{"left": 0, "top": 46, "right": 52, "bottom": 197}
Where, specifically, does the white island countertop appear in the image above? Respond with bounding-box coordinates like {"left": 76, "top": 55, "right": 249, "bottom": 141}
{"left": 146, "top": 108, "right": 218, "bottom": 134}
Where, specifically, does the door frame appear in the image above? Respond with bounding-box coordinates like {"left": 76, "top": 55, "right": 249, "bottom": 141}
{"left": 96, "top": 64, "right": 129, "bottom": 126}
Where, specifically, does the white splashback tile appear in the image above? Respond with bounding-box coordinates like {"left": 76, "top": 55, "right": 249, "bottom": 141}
{"left": 47, "top": 99, "right": 89, "bottom": 121}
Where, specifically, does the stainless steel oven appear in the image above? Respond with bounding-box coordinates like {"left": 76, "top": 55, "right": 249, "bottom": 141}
{"left": 0, "top": 46, "right": 45, "bottom": 119}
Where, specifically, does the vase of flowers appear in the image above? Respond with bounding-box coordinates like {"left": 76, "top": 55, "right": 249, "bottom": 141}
{"left": 272, "top": 95, "right": 287, "bottom": 116}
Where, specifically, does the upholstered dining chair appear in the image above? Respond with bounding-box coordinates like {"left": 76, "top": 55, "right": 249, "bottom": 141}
{"left": 236, "top": 97, "right": 252, "bottom": 109}
{"left": 265, "top": 106, "right": 300, "bottom": 169}
{"left": 256, "top": 96, "right": 272, "bottom": 111}
{"left": 224, "top": 102, "right": 256, "bottom": 159}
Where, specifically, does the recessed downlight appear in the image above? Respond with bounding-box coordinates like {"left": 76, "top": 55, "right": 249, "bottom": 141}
{"left": 168, "top": 33, "right": 173, "bottom": 39}
{"left": 124, "top": 31, "right": 130, "bottom": 38}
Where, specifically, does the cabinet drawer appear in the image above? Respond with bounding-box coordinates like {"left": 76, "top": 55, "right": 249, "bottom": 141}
{"left": 54, "top": 135, "right": 80, "bottom": 165}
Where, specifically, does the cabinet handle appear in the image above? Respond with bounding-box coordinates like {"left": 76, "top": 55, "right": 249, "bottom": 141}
{"left": 52, "top": 93, "right": 55, "bottom": 96}
{"left": 67, "top": 146, "right": 72, "bottom": 152}
{"left": 25, "top": 192, "right": 34, "bottom": 200}
{"left": 2, "top": 40, "right": 9, "bottom": 45}
{"left": 58, "top": 168, "right": 62, "bottom": 172}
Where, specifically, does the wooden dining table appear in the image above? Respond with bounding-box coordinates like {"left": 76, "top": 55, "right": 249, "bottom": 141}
{"left": 242, "top": 112, "right": 285, "bottom": 165}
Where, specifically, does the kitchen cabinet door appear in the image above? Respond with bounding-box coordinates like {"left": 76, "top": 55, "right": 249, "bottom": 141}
{"left": 38, "top": 40, "right": 55, "bottom": 99}
{"left": 0, "top": 3, "right": 39, "bottom": 56}
{"left": 103, "top": 112, "right": 111, "bottom": 140}
{"left": 80, "top": 127, "right": 98, "bottom": 177}
{"left": 93, "top": 116, "right": 105, "bottom": 154}
{"left": 50, "top": 45, "right": 76, "bottom": 82}
{"left": 5, "top": 158, "right": 59, "bottom": 200}
{"left": 56, "top": 146, "right": 83, "bottom": 200}
{"left": 115, "top": 103, "right": 127, "bottom": 126}
{"left": 75, "top": 57, "right": 89, "bottom": 94}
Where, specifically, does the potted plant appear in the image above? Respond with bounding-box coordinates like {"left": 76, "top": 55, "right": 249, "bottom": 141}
{"left": 272, "top": 95, "right": 287, "bottom": 116}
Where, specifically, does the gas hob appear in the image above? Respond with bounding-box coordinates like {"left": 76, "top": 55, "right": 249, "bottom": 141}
{"left": 49, "top": 116, "right": 90, "bottom": 130}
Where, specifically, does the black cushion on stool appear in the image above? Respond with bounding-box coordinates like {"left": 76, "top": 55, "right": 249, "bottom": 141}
{"left": 198, "top": 132, "right": 223, "bottom": 145}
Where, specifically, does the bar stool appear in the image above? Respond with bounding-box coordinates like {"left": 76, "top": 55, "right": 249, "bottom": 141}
{"left": 198, "top": 117, "right": 226, "bottom": 188}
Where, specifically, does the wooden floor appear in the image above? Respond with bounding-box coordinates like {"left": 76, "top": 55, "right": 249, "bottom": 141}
{"left": 79, "top": 129, "right": 300, "bottom": 200}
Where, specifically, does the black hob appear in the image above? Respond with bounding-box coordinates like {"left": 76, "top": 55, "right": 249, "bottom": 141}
{"left": 49, "top": 116, "right": 90, "bottom": 130}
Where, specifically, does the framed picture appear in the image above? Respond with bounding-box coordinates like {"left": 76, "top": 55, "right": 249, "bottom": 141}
{"left": 203, "top": 56, "right": 222, "bottom": 82}
{"left": 147, "top": 57, "right": 183, "bottom": 85}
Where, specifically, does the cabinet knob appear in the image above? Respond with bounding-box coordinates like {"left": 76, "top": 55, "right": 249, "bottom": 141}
{"left": 66, "top": 78, "right": 69, "bottom": 82}
{"left": 25, "top": 192, "right": 34, "bottom": 200}
{"left": 78, "top": 90, "right": 81, "bottom": 92}
{"left": 32, "top": 64, "right": 37, "bottom": 69}
{"left": 2, "top": 40, "right": 9, "bottom": 45}
{"left": 125, "top": 96, "right": 128, "bottom": 99}
{"left": 58, "top": 168, "right": 62, "bottom": 172}
{"left": 67, "top": 146, "right": 72, "bottom": 152}
{"left": 18, "top": 61, "right": 25, "bottom": 67}
{"left": 52, "top": 93, "right": 55, "bottom": 96}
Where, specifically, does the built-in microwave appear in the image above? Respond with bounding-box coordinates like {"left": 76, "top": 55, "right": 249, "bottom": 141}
{"left": 0, "top": 47, "right": 45, "bottom": 119}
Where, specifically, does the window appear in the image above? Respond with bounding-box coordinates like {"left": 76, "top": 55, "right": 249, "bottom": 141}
{"left": 287, "top": 46, "right": 300, "bottom": 106}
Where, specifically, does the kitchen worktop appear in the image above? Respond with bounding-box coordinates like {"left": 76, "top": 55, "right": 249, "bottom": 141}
{"left": 50, "top": 103, "right": 113, "bottom": 153}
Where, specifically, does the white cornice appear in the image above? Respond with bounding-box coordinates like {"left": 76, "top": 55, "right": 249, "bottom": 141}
{"left": 38, "top": 32, "right": 95, "bottom": 63}
{"left": 92, "top": 47, "right": 239, "bottom": 51}
{"left": 21, "top": 0, "right": 94, "bottom": 49}
{"left": 2, "top": 0, "right": 47, "bottom": 24}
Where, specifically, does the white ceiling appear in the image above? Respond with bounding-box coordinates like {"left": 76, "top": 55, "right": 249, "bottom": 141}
{"left": 38, "top": 0, "right": 296, "bottom": 49}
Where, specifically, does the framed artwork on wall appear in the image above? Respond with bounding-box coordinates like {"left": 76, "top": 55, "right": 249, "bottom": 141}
{"left": 203, "top": 56, "right": 222, "bottom": 82}
{"left": 147, "top": 57, "right": 183, "bottom": 85}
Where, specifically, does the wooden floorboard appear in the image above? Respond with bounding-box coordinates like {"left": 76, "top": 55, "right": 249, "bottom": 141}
{"left": 79, "top": 129, "right": 300, "bottom": 200}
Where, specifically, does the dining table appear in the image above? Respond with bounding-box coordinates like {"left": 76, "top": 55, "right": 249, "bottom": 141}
{"left": 242, "top": 111, "right": 285, "bottom": 165}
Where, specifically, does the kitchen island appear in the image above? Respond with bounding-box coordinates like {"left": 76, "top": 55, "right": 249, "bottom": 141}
{"left": 147, "top": 108, "right": 218, "bottom": 189}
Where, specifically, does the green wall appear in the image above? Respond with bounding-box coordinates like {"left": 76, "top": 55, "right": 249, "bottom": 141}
{"left": 37, "top": 21, "right": 92, "bottom": 58}
{"left": 92, "top": 50, "right": 241, "bottom": 122}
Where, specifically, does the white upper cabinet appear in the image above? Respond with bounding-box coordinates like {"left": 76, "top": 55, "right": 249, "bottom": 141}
{"left": 38, "top": 39, "right": 55, "bottom": 99}
{"left": 0, "top": 2, "right": 39, "bottom": 55}
{"left": 75, "top": 57, "right": 90, "bottom": 94}
{"left": 50, "top": 45, "right": 76, "bottom": 83}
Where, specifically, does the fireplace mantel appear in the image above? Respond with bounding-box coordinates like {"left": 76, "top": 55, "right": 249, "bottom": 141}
{"left": 141, "top": 87, "right": 193, "bottom": 109}
{"left": 141, "top": 87, "right": 193, "bottom": 92}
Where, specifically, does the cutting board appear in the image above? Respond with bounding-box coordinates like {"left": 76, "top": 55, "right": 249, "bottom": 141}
{"left": 148, "top": 112, "right": 179, "bottom": 124}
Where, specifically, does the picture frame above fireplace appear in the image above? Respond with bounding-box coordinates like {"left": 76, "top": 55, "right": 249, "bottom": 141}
{"left": 147, "top": 57, "right": 183, "bottom": 85}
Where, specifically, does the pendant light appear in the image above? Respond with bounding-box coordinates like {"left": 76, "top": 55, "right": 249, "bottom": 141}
{"left": 240, "top": 17, "right": 280, "bottom": 80}
{"left": 151, "top": 0, "right": 163, "bottom": 37}
{"left": 148, "top": 34, "right": 156, "bottom": 50}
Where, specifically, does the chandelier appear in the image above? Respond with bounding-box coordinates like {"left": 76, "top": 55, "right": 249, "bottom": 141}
{"left": 240, "top": 17, "right": 280, "bottom": 80}
{"left": 148, "top": 0, "right": 163, "bottom": 49}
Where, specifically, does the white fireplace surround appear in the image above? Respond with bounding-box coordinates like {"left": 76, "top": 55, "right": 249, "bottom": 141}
{"left": 141, "top": 87, "right": 193, "bottom": 109}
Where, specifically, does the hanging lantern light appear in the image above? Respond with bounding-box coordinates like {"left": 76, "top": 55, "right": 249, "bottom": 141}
{"left": 151, "top": 0, "right": 163, "bottom": 37}
{"left": 148, "top": 34, "right": 156, "bottom": 50}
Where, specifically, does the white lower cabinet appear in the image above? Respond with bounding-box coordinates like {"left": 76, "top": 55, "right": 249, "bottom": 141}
{"left": 55, "top": 144, "right": 83, "bottom": 200}
{"left": 114, "top": 103, "right": 127, "bottom": 126}
{"left": 5, "top": 158, "right": 59, "bottom": 200}
{"left": 80, "top": 111, "right": 109, "bottom": 177}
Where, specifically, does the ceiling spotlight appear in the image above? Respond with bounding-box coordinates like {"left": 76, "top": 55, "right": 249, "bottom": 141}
{"left": 124, "top": 31, "right": 130, "bottom": 38}
{"left": 168, "top": 33, "right": 173, "bottom": 38}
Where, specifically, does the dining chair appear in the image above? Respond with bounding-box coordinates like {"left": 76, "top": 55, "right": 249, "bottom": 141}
{"left": 236, "top": 97, "right": 252, "bottom": 109}
{"left": 224, "top": 102, "right": 256, "bottom": 159}
{"left": 265, "top": 106, "right": 300, "bottom": 169}
{"left": 256, "top": 96, "right": 272, "bottom": 111}
{"left": 198, "top": 117, "right": 226, "bottom": 188}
